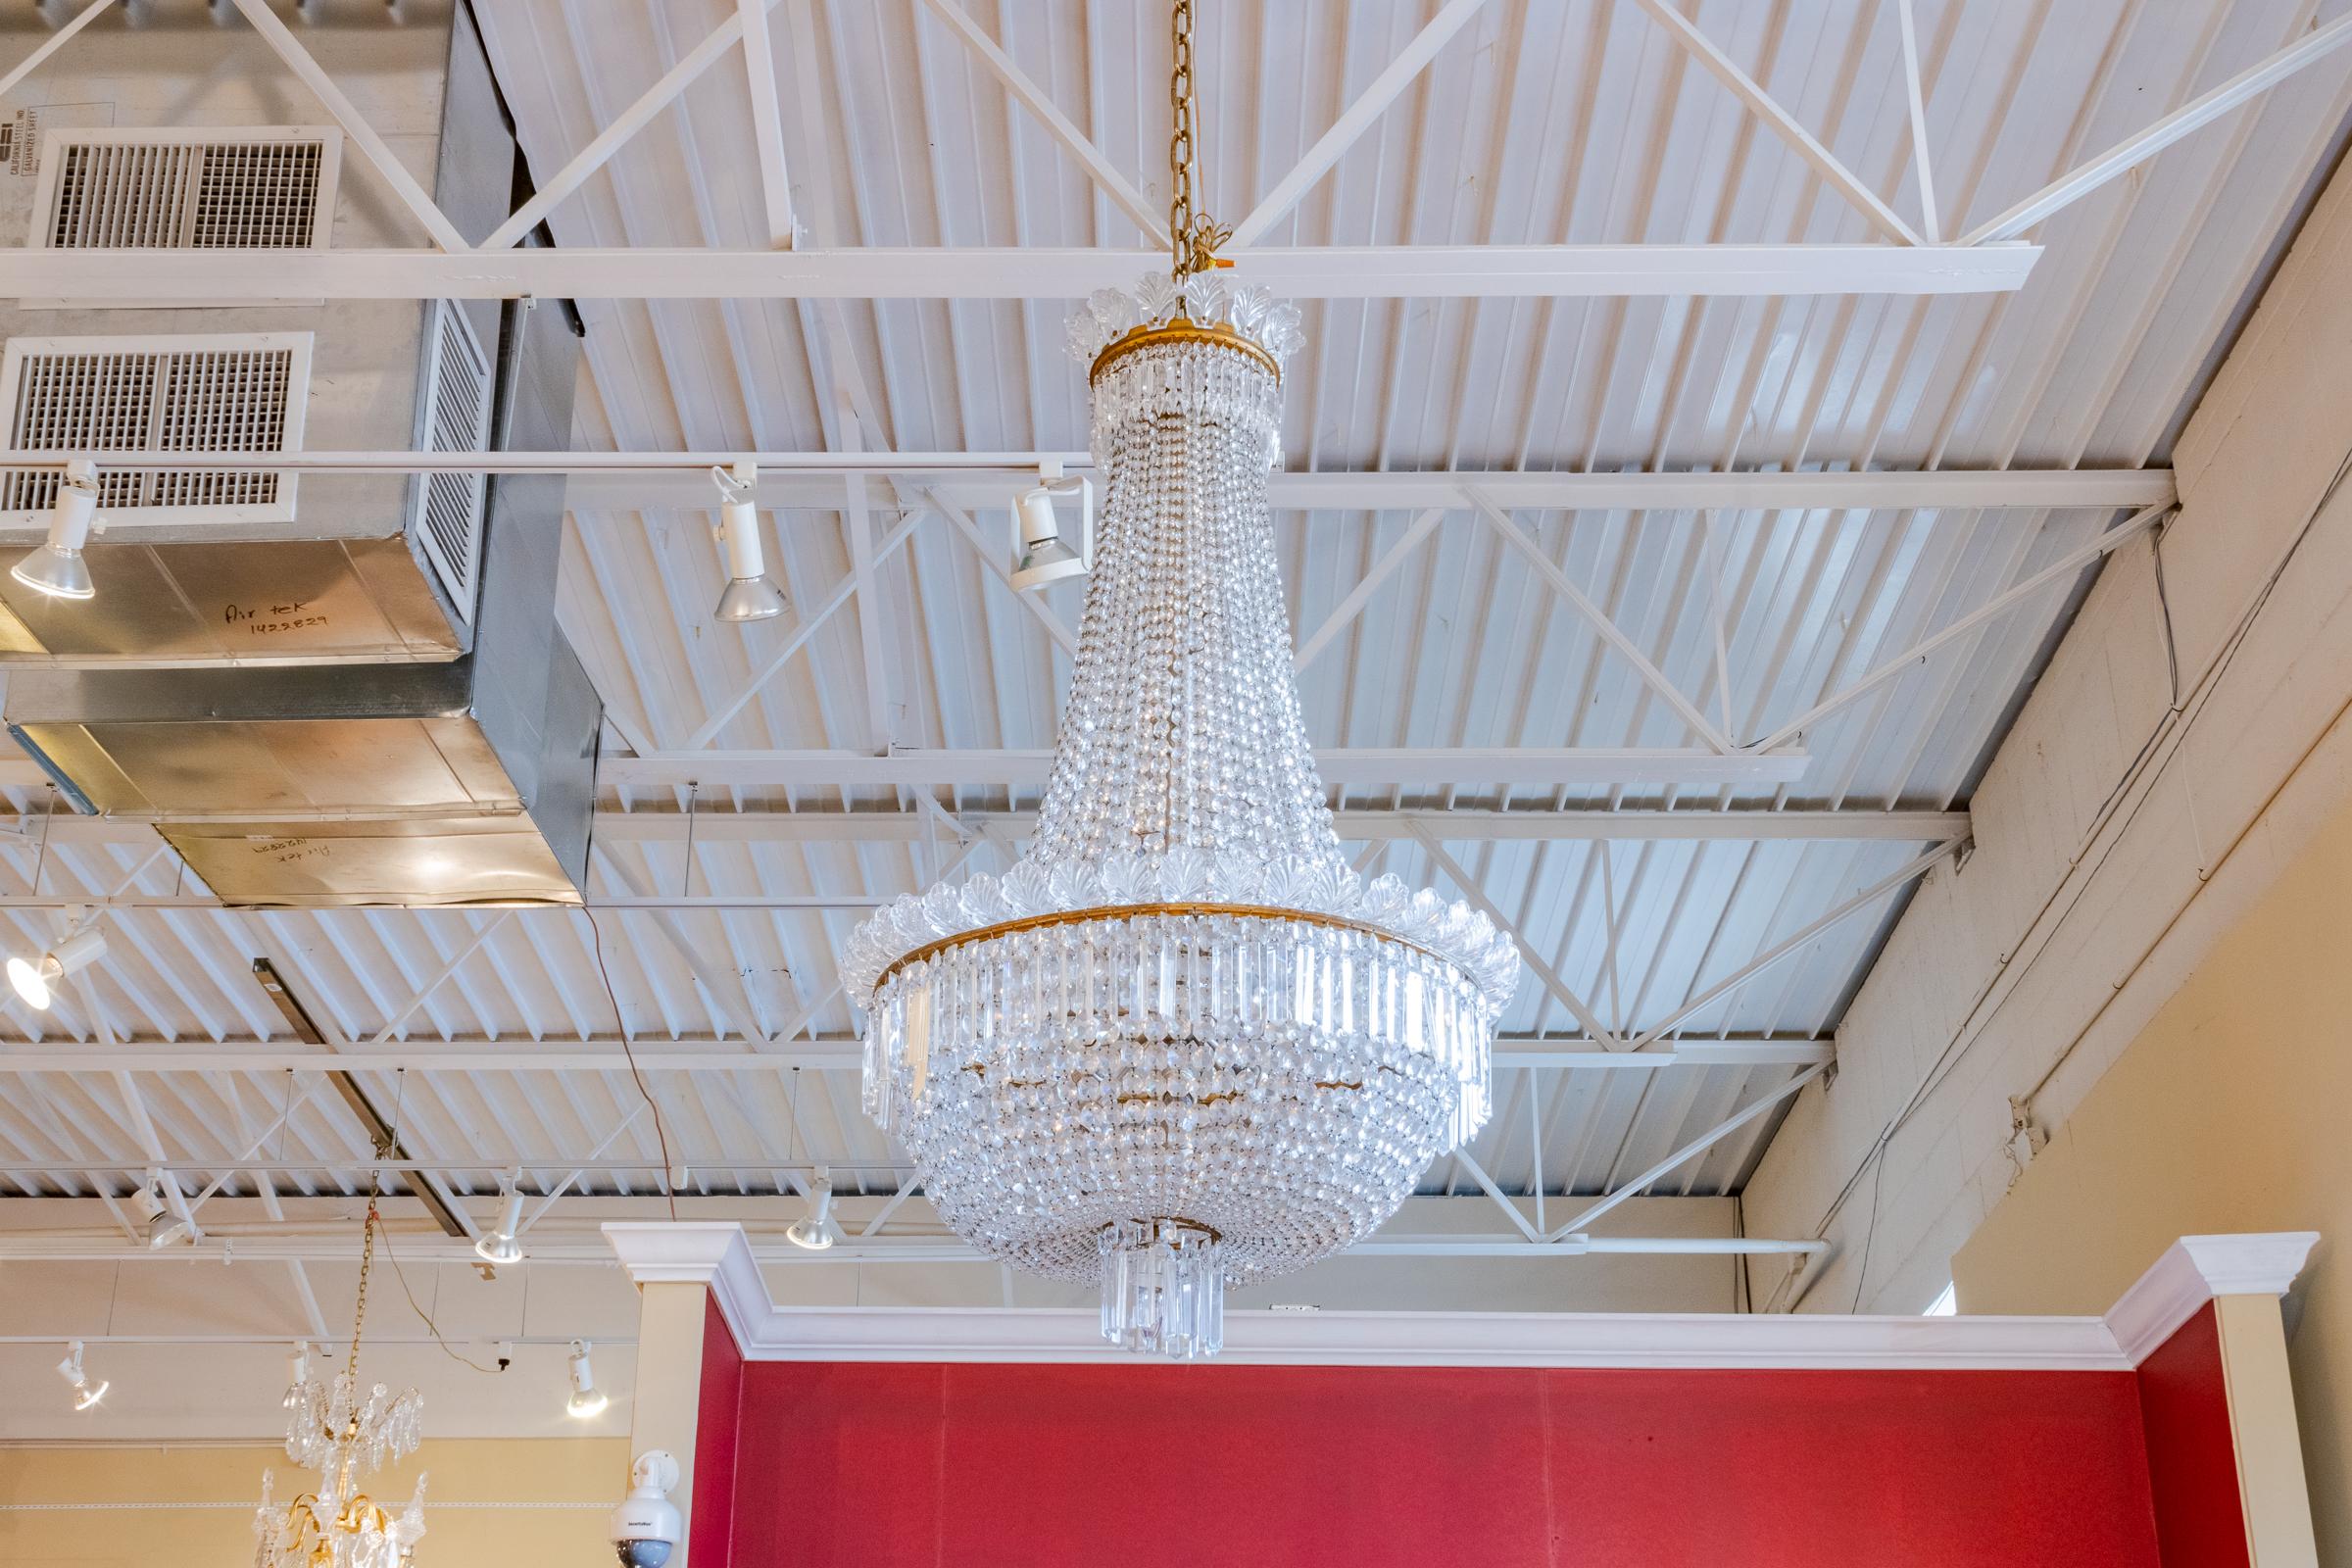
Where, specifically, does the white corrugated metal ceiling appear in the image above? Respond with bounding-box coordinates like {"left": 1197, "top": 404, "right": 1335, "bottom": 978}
{"left": 2, "top": 0, "right": 2348, "bottom": 1227}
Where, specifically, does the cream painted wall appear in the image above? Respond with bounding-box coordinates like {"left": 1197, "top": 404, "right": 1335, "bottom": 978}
{"left": 0, "top": 1439, "right": 627, "bottom": 1568}
{"left": 1952, "top": 781, "right": 2352, "bottom": 1556}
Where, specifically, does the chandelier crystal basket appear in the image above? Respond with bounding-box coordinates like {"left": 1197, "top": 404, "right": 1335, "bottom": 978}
{"left": 253, "top": 1199, "right": 427, "bottom": 1568}
{"left": 844, "top": 0, "right": 1517, "bottom": 1361}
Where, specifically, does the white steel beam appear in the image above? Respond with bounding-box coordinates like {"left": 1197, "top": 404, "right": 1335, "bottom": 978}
{"left": 1749, "top": 503, "right": 2166, "bottom": 754}
{"left": 1295, "top": 508, "right": 1446, "bottom": 670}
{"left": 1627, "top": 839, "right": 1961, "bottom": 1050}
{"left": 602, "top": 746, "right": 1811, "bottom": 789}
{"left": 224, "top": 0, "right": 470, "bottom": 253}
{"left": 1229, "top": 0, "right": 1494, "bottom": 247}
{"left": 0, "top": 448, "right": 2171, "bottom": 514}
{"left": 1471, "top": 490, "right": 1733, "bottom": 752}
{"left": 736, "top": 0, "right": 798, "bottom": 250}
{"left": 0, "top": 1036, "right": 1836, "bottom": 1075}
{"left": 912, "top": 0, "right": 1169, "bottom": 246}
{"left": 1962, "top": 12, "right": 2352, "bottom": 244}
{"left": 1630, "top": 0, "right": 1923, "bottom": 246}
{"left": 678, "top": 510, "right": 924, "bottom": 749}
{"left": 1545, "top": 1062, "right": 1829, "bottom": 1241}
{"left": 0, "top": 0, "right": 118, "bottom": 101}
{"left": 1894, "top": 0, "right": 1941, "bottom": 243}
{"left": 1410, "top": 825, "right": 1625, "bottom": 1051}
{"left": 1, "top": 805, "right": 1969, "bottom": 848}
{"left": 481, "top": 5, "right": 778, "bottom": 250}
{"left": 0, "top": 242, "right": 2039, "bottom": 302}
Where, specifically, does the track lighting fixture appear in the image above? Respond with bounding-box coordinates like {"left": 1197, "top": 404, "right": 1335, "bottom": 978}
{"left": 132, "top": 1168, "right": 196, "bottom": 1250}
{"left": 11, "top": 458, "right": 101, "bottom": 602}
{"left": 566, "top": 1340, "right": 610, "bottom": 1420}
{"left": 711, "top": 463, "right": 789, "bottom": 624}
{"left": 9, "top": 918, "right": 106, "bottom": 1011}
{"left": 1009, "top": 461, "right": 1093, "bottom": 592}
{"left": 786, "top": 1170, "right": 836, "bottom": 1251}
{"left": 57, "top": 1341, "right": 107, "bottom": 1411}
{"left": 473, "top": 1168, "right": 526, "bottom": 1266}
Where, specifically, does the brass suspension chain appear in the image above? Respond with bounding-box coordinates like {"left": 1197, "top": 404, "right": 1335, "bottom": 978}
{"left": 345, "top": 1196, "right": 379, "bottom": 1386}
{"left": 1167, "top": 0, "right": 1229, "bottom": 277}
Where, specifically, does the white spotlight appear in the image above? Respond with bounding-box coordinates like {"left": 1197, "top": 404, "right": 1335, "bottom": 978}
{"left": 57, "top": 1341, "right": 107, "bottom": 1411}
{"left": 711, "top": 464, "right": 788, "bottom": 624}
{"left": 8, "top": 919, "right": 105, "bottom": 1012}
{"left": 473, "top": 1169, "right": 526, "bottom": 1266}
{"left": 786, "top": 1170, "right": 835, "bottom": 1251}
{"left": 132, "top": 1169, "right": 196, "bottom": 1250}
{"left": 1009, "top": 462, "right": 1093, "bottom": 592}
{"left": 566, "top": 1339, "right": 610, "bottom": 1420}
{"left": 11, "top": 458, "right": 101, "bottom": 602}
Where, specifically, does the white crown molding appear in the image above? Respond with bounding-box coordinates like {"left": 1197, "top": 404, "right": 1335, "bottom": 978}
{"left": 602, "top": 1221, "right": 767, "bottom": 1348}
{"left": 2104, "top": 1232, "right": 2320, "bottom": 1364}
{"left": 601, "top": 1224, "right": 2320, "bottom": 1371}
{"left": 738, "top": 1302, "right": 2129, "bottom": 1370}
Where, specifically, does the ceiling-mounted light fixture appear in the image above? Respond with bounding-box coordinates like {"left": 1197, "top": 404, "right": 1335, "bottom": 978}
{"left": 785, "top": 1171, "right": 835, "bottom": 1251}
{"left": 1009, "top": 460, "right": 1092, "bottom": 592}
{"left": 11, "top": 458, "right": 101, "bottom": 602}
{"left": 133, "top": 1169, "right": 197, "bottom": 1250}
{"left": 566, "top": 1340, "right": 609, "bottom": 1420}
{"left": 8, "top": 918, "right": 106, "bottom": 1011}
{"left": 840, "top": 0, "right": 1512, "bottom": 1362}
{"left": 473, "top": 1169, "right": 525, "bottom": 1266}
{"left": 711, "top": 463, "right": 789, "bottom": 624}
{"left": 57, "top": 1341, "right": 107, "bottom": 1411}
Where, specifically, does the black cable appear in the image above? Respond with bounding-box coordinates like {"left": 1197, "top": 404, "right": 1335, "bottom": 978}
{"left": 582, "top": 907, "right": 679, "bottom": 1222}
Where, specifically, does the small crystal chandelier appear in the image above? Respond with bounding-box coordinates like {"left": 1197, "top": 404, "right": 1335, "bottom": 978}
{"left": 845, "top": 0, "right": 1517, "bottom": 1359}
{"left": 253, "top": 1198, "right": 427, "bottom": 1568}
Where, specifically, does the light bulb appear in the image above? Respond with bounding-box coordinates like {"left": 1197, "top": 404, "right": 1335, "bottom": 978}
{"left": 566, "top": 1340, "right": 608, "bottom": 1420}
{"left": 10, "top": 459, "right": 100, "bottom": 602}
{"left": 57, "top": 1342, "right": 106, "bottom": 1411}
{"left": 9, "top": 922, "right": 105, "bottom": 1011}
{"left": 712, "top": 468, "right": 788, "bottom": 623}
{"left": 473, "top": 1173, "right": 526, "bottom": 1265}
{"left": 786, "top": 1176, "right": 835, "bottom": 1250}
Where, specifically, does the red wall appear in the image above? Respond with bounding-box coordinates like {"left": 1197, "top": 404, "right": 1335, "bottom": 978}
{"left": 2136, "top": 1302, "right": 2250, "bottom": 1568}
{"left": 690, "top": 1296, "right": 746, "bottom": 1568}
{"left": 716, "top": 1359, "right": 2164, "bottom": 1568}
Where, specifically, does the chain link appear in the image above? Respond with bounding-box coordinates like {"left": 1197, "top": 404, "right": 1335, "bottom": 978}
{"left": 1167, "top": 0, "right": 1229, "bottom": 277}
{"left": 346, "top": 1196, "right": 379, "bottom": 1385}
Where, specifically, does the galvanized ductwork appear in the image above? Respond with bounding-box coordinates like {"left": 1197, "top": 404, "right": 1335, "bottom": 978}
{"left": 0, "top": 1, "right": 600, "bottom": 906}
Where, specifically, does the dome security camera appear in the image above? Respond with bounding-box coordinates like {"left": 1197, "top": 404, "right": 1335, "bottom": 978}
{"left": 610, "top": 1449, "right": 683, "bottom": 1568}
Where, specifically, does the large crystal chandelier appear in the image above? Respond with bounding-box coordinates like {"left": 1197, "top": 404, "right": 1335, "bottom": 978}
{"left": 253, "top": 1198, "right": 427, "bottom": 1568}
{"left": 844, "top": 0, "right": 1517, "bottom": 1359}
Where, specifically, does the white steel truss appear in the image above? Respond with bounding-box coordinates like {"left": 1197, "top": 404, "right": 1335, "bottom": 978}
{"left": 4, "top": 0, "right": 2345, "bottom": 305}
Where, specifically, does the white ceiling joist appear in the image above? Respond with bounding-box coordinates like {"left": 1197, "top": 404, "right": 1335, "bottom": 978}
{"left": 0, "top": 1036, "right": 1835, "bottom": 1075}
{"left": 0, "top": 242, "right": 2041, "bottom": 303}
{"left": 599, "top": 746, "right": 1814, "bottom": 790}
{"left": 0, "top": 806, "right": 1967, "bottom": 848}
{"left": 0, "top": 448, "right": 2171, "bottom": 513}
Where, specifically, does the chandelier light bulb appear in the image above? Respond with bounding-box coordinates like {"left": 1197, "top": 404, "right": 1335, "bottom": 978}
{"left": 711, "top": 464, "right": 789, "bottom": 623}
{"left": 57, "top": 1341, "right": 107, "bottom": 1411}
{"left": 473, "top": 1171, "right": 526, "bottom": 1266}
{"left": 565, "top": 1340, "right": 609, "bottom": 1420}
{"left": 785, "top": 1174, "right": 835, "bottom": 1250}
{"left": 9, "top": 920, "right": 106, "bottom": 1011}
{"left": 10, "top": 457, "right": 100, "bottom": 602}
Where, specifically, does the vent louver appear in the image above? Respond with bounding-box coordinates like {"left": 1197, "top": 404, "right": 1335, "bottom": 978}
{"left": 0, "top": 333, "right": 311, "bottom": 522}
{"left": 413, "top": 303, "right": 493, "bottom": 621}
{"left": 30, "top": 128, "right": 339, "bottom": 250}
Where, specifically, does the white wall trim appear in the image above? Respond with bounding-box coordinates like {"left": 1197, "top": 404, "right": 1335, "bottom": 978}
{"left": 605, "top": 1223, "right": 2321, "bottom": 1372}
{"left": 2102, "top": 1231, "right": 2320, "bottom": 1364}
{"left": 601, "top": 1221, "right": 767, "bottom": 1348}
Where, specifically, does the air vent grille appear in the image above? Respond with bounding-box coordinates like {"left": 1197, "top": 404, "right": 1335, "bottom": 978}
{"left": 0, "top": 334, "right": 311, "bottom": 521}
{"left": 413, "top": 303, "right": 493, "bottom": 620}
{"left": 32, "top": 128, "right": 337, "bottom": 250}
